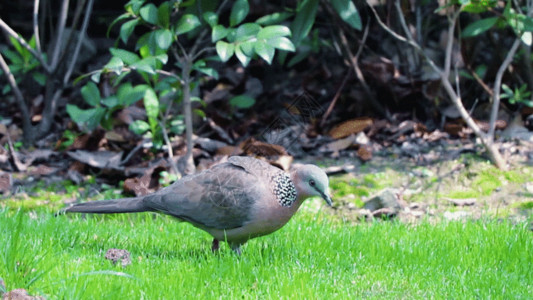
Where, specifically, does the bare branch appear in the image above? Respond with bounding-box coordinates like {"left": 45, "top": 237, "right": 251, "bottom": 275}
{"left": 49, "top": 0, "right": 70, "bottom": 71}
{"left": 0, "top": 53, "right": 32, "bottom": 133}
{"left": 63, "top": 0, "right": 94, "bottom": 85}
{"left": 367, "top": 1, "right": 442, "bottom": 74}
{"left": 443, "top": 10, "right": 461, "bottom": 79}
{"left": 33, "top": 0, "right": 42, "bottom": 52}
{"left": 488, "top": 38, "right": 521, "bottom": 141}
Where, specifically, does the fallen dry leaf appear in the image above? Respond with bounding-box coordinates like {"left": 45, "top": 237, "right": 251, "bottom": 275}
{"left": 357, "top": 145, "right": 373, "bottom": 162}
{"left": 329, "top": 118, "right": 373, "bottom": 139}
{"left": 67, "top": 150, "right": 124, "bottom": 171}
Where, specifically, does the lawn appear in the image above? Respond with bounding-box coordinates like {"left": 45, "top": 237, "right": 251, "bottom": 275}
{"left": 1, "top": 207, "right": 531, "bottom": 299}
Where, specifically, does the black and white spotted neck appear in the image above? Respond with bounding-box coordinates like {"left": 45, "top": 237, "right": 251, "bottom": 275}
{"left": 272, "top": 172, "right": 297, "bottom": 207}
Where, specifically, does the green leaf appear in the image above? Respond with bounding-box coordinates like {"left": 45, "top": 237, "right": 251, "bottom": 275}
{"left": 66, "top": 105, "right": 105, "bottom": 131}
{"left": 266, "top": 37, "right": 295, "bottom": 51}
{"left": 117, "top": 83, "right": 149, "bottom": 106}
{"left": 239, "top": 40, "right": 256, "bottom": 56}
{"left": 235, "top": 44, "right": 251, "bottom": 66}
{"left": 81, "top": 82, "right": 101, "bottom": 106}
{"left": 154, "top": 53, "right": 168, "bottom": 64}
{"left": 130, "top": 58, "right": 156, "bottom": 74}
{"left": 212, "top": 25, "right": 229, "bottom": 42}
{"left": 175, "top": 14, "right": 201, "bottom": 35}
{"left": 157, "top": 2, "right": 170, "bottom": 28}
{"left": 90, "top": 71, "right": 101, "bottom": 83}
{"left": 230, "top": 94, "right": 255, "bottom": 109}
{"left": 193, "top": 108, "right": 206, "bottom": 119}
{"left": 143, "top": 87, "right": 159, "bottom": 131}
{"left": 234, "top": 23, "right": 261, "bottom": 42}
{"left": 140, "top": 3, "right": 158, "bottom": 25}
{"left": 291, "top": 0, "right": 319, "bottom": 47}
{"left": 254, "top": 41, "right": 275, "bottom": 64}
{"left": 523, "top": 16, "right": 533, "bottom": 32}
{"left": 120, "top": 19, "right": 139, "bottom": 44}
{"left": 203, "top": 11, "right": 218, "bottom": 27}
{"left": 331, "top": 0, "right": 362, "bottom": 30}
{"left": 109, "top": 48, "right": 140, "bottom": 65}
{"left": 193, "top": 65, "right": 219, "bottom": 79}
{"left": 230, "top": 0, "right": 249, "bottom": 27}
{"left": 521, "top": 32, "right": 532, "bottom": 46}
{"left": 125, "top": 0, "right": 145, "bottom": 15}
{"left": 256, "top": 12, "right": 293, "bottom": 26}
{"left": 461, "top": 0, "right": 498, "bottom": 13}
{"left": 258, "top": 25, "right": 291, "bottom": 39}
{"left": 107, "top": 13, "right": 130, "bottom": 37}
{"left": 104, "top": 56, "right": 124, "bottom": 75}
{"left": 462, "top": 17, "right": 498, "bottom": 37}
{"left": 155, "top": 29, "right": 173, "bottom": 50}
{"left": 101, "top": 96, "right": 119, "bottom": 108}
{"left": 32, "top": 72, "right": 46, "bottom": 86}
{"left": 216, "top": 41, "right": 235, "bottom": 62}
{"left": 129, "top": 120, "right": 151, "bottom": 135}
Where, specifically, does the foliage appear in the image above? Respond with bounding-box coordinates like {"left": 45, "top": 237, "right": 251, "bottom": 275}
{"left": 67, "top": 0, "right": 361, "bottom": 150}
{"left": 0, "top": 36, "right": 45, "bottom": 94}
{"left": 500, "top": 83, "right": 533, "bottom": 107}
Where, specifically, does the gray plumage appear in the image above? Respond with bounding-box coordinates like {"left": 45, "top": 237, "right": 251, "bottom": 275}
{"left": 65, "top": 156, "right": 332, "bottom": 254}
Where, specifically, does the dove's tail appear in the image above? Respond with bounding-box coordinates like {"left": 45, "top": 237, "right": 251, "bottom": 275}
{"left": 64, "top": 197, "right": 152, "bottom": 214}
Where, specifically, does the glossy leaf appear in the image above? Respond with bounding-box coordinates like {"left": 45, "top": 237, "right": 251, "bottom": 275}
{"left": 256, "top": 12, "right": 293, "bottom": 26}
{"left": 110, "top": 48, "right": 140, "bottom": 65}
{"left": 120, "top": 19, "right": 139, "bottom": 44}
{"left": 203, "top": 11, "right": 218, "bottom": 27}
{"left": 257, "top": 25, "right": 291, "bottom": 39}
{"left": 267, "top": 37, "right": 295, "bottom": 51}
{"left": 155, "top": 29, "right": 173, "bottom": 50}
{"left": 234, "top": 23, "right": 261, "bottom": 42}
{"left": 239, "top": 40, "right": 256, "bottom": 56}
{"left": 254, "top": 41, "right": 275, "bottom": 64}
{"left": 157, "top": 2, "right": 170, "bottom": 28}
{"left": 462, "top": 17, "right": 498, "bottom": 37}
{"left": 140, "top": 3, "right": 158, "bottom": 25}
{"left": 331, "top": 0, "right": 362, "bottom": 30}
{"left": 215, "top": 41, "right": 234, "bottom": 62}
{"left": 230, "top": 0, "right": 249, "bottom": 27}
{"left": 291, "top": 0, "right": 319, "bottom": 46}
{"left": 175, "top": 14, "right": 201, "bottom": 35}
{"left": 235, "top": 44, "right": 251, "bottom": 66}
{"left": 212, "top": 25, "right": 229, "bottom": 42}
{"left": 104, "top": 56, "right": 124, "bottom": 74}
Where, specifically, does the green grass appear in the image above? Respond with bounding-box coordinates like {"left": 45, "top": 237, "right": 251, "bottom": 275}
{"left": 1, "top": 208, "right": 531, "bottom": 299}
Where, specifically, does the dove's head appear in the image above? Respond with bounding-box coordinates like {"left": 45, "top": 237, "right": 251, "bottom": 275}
{"left": 292, "top": 164, "right": 332, "bottom": 206}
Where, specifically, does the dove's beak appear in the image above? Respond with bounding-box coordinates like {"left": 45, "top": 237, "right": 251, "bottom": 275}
{"left": 320, "top": 190, "right": 333, "bottom": 207}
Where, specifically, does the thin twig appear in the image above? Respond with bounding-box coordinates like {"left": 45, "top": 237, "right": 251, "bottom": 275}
{"left": 320, "top": 69, "right": 352, "bottom": 127}
{"left": 57, "top": 0, "right": 87, "bottom": 69}
{"left": 33, "top": 0, "right": 42, "bottom": 52}
{"left": 0, "top": 53, "right": 32, "bottom": 132}
{"left": 488, "top": 38, "right": 521, "bottom": 141}
{"left": 49, "top": 0, "right": 70, "bottom": 71}
{"left": 63, "top": 0, "right": 94, "bottom": 84}
{"left": 466, "top": 64, "right": 493, "bottom": 96}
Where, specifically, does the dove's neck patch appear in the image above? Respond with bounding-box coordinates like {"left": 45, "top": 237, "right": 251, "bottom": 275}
{"left": 272, "top": 173, "right": 297, "bottom": 207}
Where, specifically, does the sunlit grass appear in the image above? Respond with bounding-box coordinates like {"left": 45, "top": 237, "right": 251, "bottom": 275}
{"left": 0, "top": 208, "right": 531, "bottom": 299}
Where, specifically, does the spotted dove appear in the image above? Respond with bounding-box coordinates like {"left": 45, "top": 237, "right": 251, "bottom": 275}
{"left": 65, "top": 156, "right": 332, "bottom": 254}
